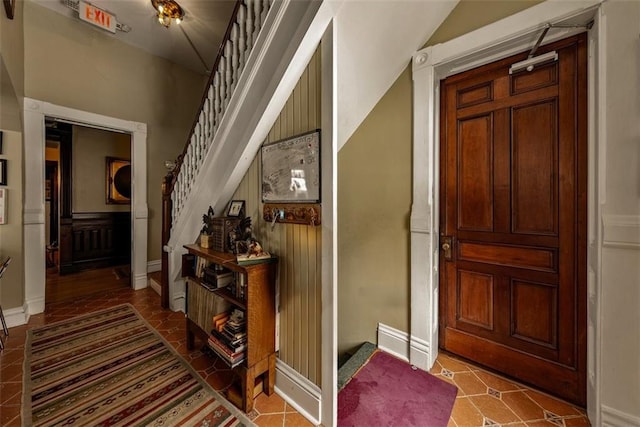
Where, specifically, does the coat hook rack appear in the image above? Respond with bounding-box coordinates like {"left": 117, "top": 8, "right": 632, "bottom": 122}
{"left": 263, "top": 203, "right": 321, "bottom": 226}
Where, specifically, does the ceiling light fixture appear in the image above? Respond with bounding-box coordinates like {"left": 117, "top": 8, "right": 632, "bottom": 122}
{"left": 151, "top": 0, "right": 184, "bottom": 28}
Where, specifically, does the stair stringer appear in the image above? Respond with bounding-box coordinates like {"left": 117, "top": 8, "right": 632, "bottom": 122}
{"left": 166, "top": 0, "right": 322, "bottom": 311}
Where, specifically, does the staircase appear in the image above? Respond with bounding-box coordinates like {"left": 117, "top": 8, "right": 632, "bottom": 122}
{"left": 162, "top": 0, "right": 321, "bottom": 311}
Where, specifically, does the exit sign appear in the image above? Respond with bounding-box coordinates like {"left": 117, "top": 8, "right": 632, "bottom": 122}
{"left": 79, "top": 1, "right": 117, "bottom": 33}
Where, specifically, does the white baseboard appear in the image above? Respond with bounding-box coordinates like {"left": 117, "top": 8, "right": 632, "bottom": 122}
{"left": 133, "top": 273, "right": 148, "bottom": 290}
{"left": 148, "top": 276, "right": 161, "bottom": 296}
{"left": 377, "top": 323, "right": 410, "bottom": 362}
{"left": 275, "top": 359, "right": 321, "bottom": 425}
{"left": 172, "top": 293, "right": 186, "bottom": 313}
{"left": 602, "top": 405, "right": 640, "bottom": 427}
{"left": 4, "top": 305, "right": 29, "bottom": 328}
{"left": 147, "top": 259, "right": 161, "bottom": 273}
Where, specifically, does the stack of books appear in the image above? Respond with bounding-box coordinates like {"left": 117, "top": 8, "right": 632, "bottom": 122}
{"left": 208, "top": 309, "right": 247, "bottom": 368}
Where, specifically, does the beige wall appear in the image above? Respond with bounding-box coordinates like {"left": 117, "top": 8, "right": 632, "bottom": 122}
{"left": 22, "top": 1, "right": 207, "bottom": 261}
{"left": 337, "top": 0, "right": 542, "bottom": 355}
{"left": 72, "top": 126, "right": 130, "bottom": 213}
{"left": 0, "top": 1, "right": 24, "bottom": 310}
{"left": 0, "top": 130, "right": 24, "bottom": 309}
{"left": 232, "top": 47, "right": 322, "bottom": 385}
{"left": 0, "top": 0, "right": 25, "bottom": 102}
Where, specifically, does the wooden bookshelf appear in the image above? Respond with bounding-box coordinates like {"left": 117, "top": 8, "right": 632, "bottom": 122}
{"left": 182, "top": 244, "right": 277, "bottom": 413}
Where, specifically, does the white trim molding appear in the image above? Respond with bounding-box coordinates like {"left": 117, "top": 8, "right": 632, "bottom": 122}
{"left": 4, "top": 305, "right": 29, "bottom": 328}
{"left": 377, "top": 323, "right": 410, "bottom": 362}
{"left": 22, "top": 98, "right": 148, "bottom": 319}
{"left": 147, "top": 259, "right": 161, "bottom": 273}
{"left": 411, "top": 0, "right": 604, "bottom": 424}
{"left": 275, "top": 359, "right": 321, "bottom": 426}
{"left": 602, "top": 215, "right": 640, "bottom": 249}
{"left": 602, "top": 405, "right": 640, "bottom": 427}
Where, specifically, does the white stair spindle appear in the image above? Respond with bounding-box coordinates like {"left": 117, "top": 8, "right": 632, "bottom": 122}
{"left": 238, "top": 5, "right": 247, "bottom": 73}
{"left": 231, "top": 23, "right": 240, "bottom": 87}
{"left": 253, "top": 0, "right": 262, "bottom": 43}
{"left": 246, "top": 0, "right": 254, "bottom": 49}
{"left": 213, "top": 72, "right": 221, "bottom": 133}
{"left": 207, "top": 85, "right": 214, "bottom": 140}
{"left": 219, "top": 59, "right": 227, "bottom": 112}
{"left": 225, "top": 41, "right": 233, "bottom": 101}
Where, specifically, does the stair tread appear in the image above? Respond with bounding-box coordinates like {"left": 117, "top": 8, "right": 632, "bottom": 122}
{"left": 338, "top": 342, "right": 377, "bottom": 391}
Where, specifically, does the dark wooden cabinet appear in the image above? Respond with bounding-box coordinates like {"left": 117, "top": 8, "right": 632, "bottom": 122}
{"left": 182, "top": 244, "right": 277, "bottom": 413}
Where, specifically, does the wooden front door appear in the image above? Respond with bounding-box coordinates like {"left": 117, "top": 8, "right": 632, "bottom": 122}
{"left": 439, "top": 34, "right": 587, "bottom": 406}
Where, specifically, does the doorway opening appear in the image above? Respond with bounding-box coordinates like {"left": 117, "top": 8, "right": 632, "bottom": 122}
{"left": 23, "top": 98, "right": 148, "bottom": 317}
{"left": 44, "top": 119, "right": 132, "bottom": 304}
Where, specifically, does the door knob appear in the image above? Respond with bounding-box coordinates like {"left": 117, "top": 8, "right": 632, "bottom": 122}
{"left": 441, "top": 236, "right": 453, "bottom": 260}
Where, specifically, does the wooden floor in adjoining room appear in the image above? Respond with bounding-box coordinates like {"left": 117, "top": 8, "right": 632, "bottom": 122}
{"left": 45, "top": 265, "right": 131, "bottom": 304}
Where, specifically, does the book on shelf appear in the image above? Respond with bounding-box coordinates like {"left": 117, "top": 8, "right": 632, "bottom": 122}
{"left": 236, "top": 252, "right": 273, "bottom": 264}
{"left": 207, "top": 334, "right": 246, "bottom": 367}
{"left": 203, "top": 267, "right": 234, "bottom": 289}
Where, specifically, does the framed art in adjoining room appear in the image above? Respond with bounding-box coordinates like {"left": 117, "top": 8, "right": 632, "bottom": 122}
{"left": 0, "top": 159, "right": 7, "bottom": 186}
{"left": 106, "top": 157, "right": 131, "bottom": 204}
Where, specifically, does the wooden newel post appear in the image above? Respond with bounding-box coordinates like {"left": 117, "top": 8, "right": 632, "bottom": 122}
{"left": 161, "top": 172, "right": 173, "bottom": 309}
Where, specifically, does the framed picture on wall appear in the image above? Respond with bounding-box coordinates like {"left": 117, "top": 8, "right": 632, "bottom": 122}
{"left": 0, "top": 188, "right": 7, "bottom": 224}
{"left": 3, "top": 0, "right": 15, "bottom": 19}
{"left": 227, "top": 200, "right": 245, "bottom": 218}
{"left": 106, "top": 157, "right": 131, "bottom": 204}
{"left": 261, "top": 130, "right": 320, "bottom": 203}
{"left": 0, "top": 159, "right": 7, "bottom": 186}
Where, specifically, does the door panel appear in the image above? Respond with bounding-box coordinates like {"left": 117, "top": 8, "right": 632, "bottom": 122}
{"left": 439, "top": 34, "right": 587, "bottom": 406}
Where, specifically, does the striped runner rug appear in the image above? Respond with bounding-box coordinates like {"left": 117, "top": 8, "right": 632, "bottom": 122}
{"left": 23, "top": 304, "right": 252, "bottom": 426}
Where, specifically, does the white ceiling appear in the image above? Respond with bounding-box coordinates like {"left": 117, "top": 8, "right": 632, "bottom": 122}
{"left": 33, "top": 0, "right": 237, "bottom": 75}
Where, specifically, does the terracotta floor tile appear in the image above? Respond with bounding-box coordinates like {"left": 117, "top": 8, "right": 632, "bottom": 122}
{"left": 525, "top": 390, "right": 582, "bottom": 417}
{"left": 452, "top": 372, "right": 488, "bottom": 396}
{"left": 285, "top": 402, "right": 299, "bottom": 413}
{"left": 564, "top": 416, "right": 591, "bottom": 426}
{"left": 253, "top": 413, "right": 285, "bottom": 427}
{"left": 447, "top": 418, "right": 458, "bottom": 427}
{"left": 501, "top": 391, "right": 546, "bottom": 422}
{"left": 526, "top": 421, "right": 562, "bottom": 426}
{"left": 0, "top": 381, "right": 22, "bottom": 405}
{"left": 0, "top": 404, "right": 21, "bottom": 426}
{"left": 469, "top": 394, "right": 522, "bottom": 424}
{"left": 284, "top": 412, "right": 316, "bottom": 426}
{"left": 435, "top": 373, "right": 463, "bottom": 395}
{"left": 438, "top": 354, "right": 474, "bottom": 373}
{"left": 254, "top": 391, "right": 287, "bottom": 414}
{"left": 451, "top": 396, "right": 485, "bottom": 427}
{"left": 430, "top": 360, "right": 444, "bottom": 374}
{"left": 473, "top": 370, "right": 522, "bottom": 392}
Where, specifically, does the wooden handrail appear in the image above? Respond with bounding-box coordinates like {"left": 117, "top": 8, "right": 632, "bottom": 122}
{"left": 161, "top": 0, "right": 243, "bottom": 307}
{"left": 168, "top": 0, "right": 243, "bottom": 194}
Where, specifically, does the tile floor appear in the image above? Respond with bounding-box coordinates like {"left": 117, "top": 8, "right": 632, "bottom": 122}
{"left": 0, "top": 285, "right": 590, "bottom": 427}
{"left": 430, "top": 353, "right": 590, "bottom": 427}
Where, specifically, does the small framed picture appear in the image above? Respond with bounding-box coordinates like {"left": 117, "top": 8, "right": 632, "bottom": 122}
{"left": 0, "top": 159, "right": 6, "bottom": 186}
{"left": 227, "top": 200, "right": 245, "bottom": 218}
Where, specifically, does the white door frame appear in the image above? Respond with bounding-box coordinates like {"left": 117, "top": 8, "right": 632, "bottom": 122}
{"left": 410, "top": 0, "right": 604, "bottom": 424}
{"left": 22, "top": 98, "right": 148, "bottom": 317}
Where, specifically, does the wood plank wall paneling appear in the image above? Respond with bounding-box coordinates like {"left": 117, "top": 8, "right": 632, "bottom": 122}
{"left": 232, "top": 47, "right": 322, "bottom": 385}
{"left": 59, "top": 211, "right": 130, "bottom": 274}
